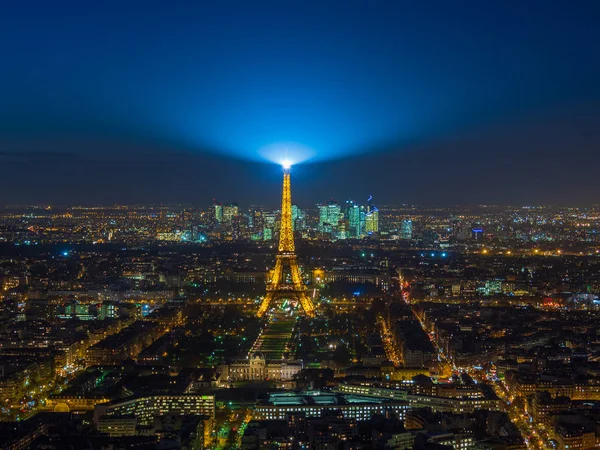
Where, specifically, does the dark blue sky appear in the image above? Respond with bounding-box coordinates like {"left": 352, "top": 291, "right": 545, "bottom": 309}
{"left": 1, "top": 0, "right": 599, "bottom": 206}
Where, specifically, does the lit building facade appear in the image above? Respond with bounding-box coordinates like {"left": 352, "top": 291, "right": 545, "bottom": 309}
{"left": 365, "top": 207, "right": 379, "bottom": 234}
{"left": 254, "top": 391, "right": 409, "bottom": 422}
{"left": 401, "top": 219, "right": 413, "bottom": 240}
{"left": 334, "top": 383, "right": 499, "bottom": 415}
{"left": 213, "top": 202, "right": 223, "bottom": 223}
{"left": 222, "top": 203, "right": 239, "bottom": 224}
{"left": 96, "top": 417, "right": 137, "bottom": 437}
{"left": 291, "top": 204, "right": 305, "bottom": 231}
{"left": 219, "top": 352, "right": 302, "bottom": 382}
{"left": 345, "top": 201, "right": 363, "bottom": 238}
{"left": 318, "top": 201, "right": 341, "bottom": 234}
{"left": 94, "top": 394, "right": 215, "bottom": 426}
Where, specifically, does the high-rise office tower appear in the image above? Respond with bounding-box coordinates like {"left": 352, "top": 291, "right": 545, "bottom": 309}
{"left": 246, "top": 210, "right": 254, "bottom": 229}
{"left": 263, "top": 212, "right": 276, "bottom": 228}
{"left": 359, "top": 207, "right": 366, "bottom": 236}
{"left": 365, "top": 209, "right": 379, "bottom": 233}
{"left": 364, "top": 196, "right": 379, "bottom": 234}
{"left": 291, "top": 204, "right": 304, "bottom": 231}
{"left": 401, "top": 219, "right": 413, "bottom": 240}
{"left": 345, "top": 200, "right": 362, "bottom": 238}
{"left": 318, "top": 204, "right": 327, "bottom": 231}
{"left": 222, "top": 203, "right": 239, "bottom": 224}
{"left": 252, "top": 210, "right": 264, "bottom": 232}
{"left": 318, "top": 200, "right": 341, "bottom": 233}
{"left": 263, "top": 227, "right": 273, "bottom": 241}
{"left": 262, "top": 211, "right": 276, "bottom": 241}
{"left": 213, "top": 201, "right": 223, "bottom": 223}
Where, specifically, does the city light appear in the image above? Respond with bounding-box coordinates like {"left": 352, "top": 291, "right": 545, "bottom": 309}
{"left": 0, "top": 2, "right": 597, "bottom": 447}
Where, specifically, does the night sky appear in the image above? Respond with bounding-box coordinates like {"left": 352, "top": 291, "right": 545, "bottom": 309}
{"left": 1, "top": 0, "right": 599, "bottom": 207}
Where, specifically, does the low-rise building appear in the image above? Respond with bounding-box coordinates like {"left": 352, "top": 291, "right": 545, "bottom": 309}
{"left": 94, "top": 394, "right": 216, "bottom": 426}
{"left": 219, "top": 351, "right": 302, "bottom": 382}
{"left": 253, "top": 390, "right": 409, "bottom": 422}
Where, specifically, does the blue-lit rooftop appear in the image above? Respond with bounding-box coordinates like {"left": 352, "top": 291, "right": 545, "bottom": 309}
{"left": 263, "top": 390, "right": 401, "bottom": 406}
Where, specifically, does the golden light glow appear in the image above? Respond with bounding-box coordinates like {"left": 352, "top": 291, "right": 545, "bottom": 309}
{"left": 258, "top": 170, "right": 316, "bottom": 318}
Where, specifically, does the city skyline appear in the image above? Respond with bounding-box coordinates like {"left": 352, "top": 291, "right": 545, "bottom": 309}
{"left": 2, "top": 2, "right": 600, "bottom": 449}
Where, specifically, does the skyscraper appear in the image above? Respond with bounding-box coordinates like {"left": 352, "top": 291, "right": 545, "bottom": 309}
{"left": 401, "top": 219, "right": 413, "bottom": 240}
{"left": 318, "top": 200, "right": 341, "bottom": 234}
{"left": 262, "top": 211, "right": 276, "bottom": 241}
{"left": 364, "top": 196, "right": 379, "bottom": 234}
{"left": 291, "top": 204, "right": 305, "bottom": 231}
{"left": 213, "top": 201, "right": 223, "bottom": 223}
{"left": 263, "top": 212, "right": 276, "bottom": 228}
{"left": 345, "top": 200, "right": 362, "bottom": 238}
{"left": 263, "top": 227, "right": 273, "bottom": 241}
{"left": 253, "top": 210, "right": 264, "bottom": 231}
{"left": 365, "top": 209, "right": 379, "bottom": 234}
{"left": 222, "top": 203, "right": 239, "bottom": 224}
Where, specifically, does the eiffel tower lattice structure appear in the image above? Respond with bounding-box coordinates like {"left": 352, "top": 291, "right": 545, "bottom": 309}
{"left": 257, "top": 167, "right": 316, "bottom": 318}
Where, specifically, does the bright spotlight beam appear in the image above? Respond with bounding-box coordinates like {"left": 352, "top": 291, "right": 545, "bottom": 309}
{"left": 257, "top": 142, "right": 316, "bottom": 167}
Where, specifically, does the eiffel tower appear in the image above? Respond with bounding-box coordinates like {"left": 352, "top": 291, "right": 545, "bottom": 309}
{"left": 257, "top": 166, "right": 316, "bottom": 318}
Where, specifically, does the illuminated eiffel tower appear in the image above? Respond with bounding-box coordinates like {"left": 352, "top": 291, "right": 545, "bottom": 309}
{"left": 257, "top": 166, "right": 316, "bottom": 318}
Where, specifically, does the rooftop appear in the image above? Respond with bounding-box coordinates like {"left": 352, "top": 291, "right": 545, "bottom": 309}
{"left": 260, "top": 390, "right": 408, "bottom": 407}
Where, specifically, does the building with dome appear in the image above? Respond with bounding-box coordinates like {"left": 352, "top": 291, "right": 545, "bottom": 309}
{"left": 219, "top": 352, "right": 302, "bottom": 382}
